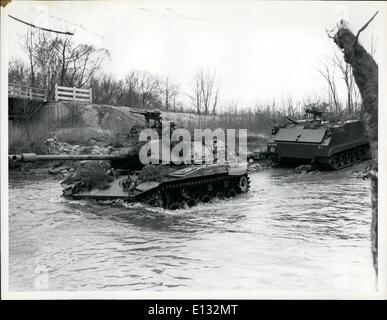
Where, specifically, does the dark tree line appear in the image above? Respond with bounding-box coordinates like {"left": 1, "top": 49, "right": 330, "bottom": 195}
{"left": 90, "top": 71, "right": 181, "bottom": 110}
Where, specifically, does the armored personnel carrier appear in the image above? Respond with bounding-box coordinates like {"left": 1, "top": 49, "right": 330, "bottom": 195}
{"left": 9, "top": 109, "right": 250, "bottom": 209}
{"left": 267, "top": 109, "right": 370, "bottom": 169}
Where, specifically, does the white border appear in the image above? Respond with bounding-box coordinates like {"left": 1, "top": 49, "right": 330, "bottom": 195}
{"left": 1, "top": 0, "right": 387, "bottom": 300}
{"left": 1, "top": 2, "right": 10, "bottom": 300}
{"left": 377, "top": 0, "right": 387, "bottom": 298}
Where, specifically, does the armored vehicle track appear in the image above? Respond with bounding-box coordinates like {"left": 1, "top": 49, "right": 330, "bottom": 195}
{"left": 141, "top": 173, "right": 251, "bottom": 210}
{"left": 320, "top": 144, "right": 370, "bottom": 170}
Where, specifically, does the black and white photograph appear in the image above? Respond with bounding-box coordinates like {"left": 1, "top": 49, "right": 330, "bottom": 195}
{"left": 1, "top": 0, "right": 386, "bottom": 300}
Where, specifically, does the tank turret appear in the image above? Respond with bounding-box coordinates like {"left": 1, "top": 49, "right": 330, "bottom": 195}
{"left": 128, "top": 108, "right": 178, "bottom": 138}
{"left": 130, "top": 108, "right": 163, "bottom": 130}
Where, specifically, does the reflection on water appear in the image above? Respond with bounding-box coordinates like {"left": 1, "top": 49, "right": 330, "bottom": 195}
{"left": 8, "top": 166, "right": 375, "bottom": 292}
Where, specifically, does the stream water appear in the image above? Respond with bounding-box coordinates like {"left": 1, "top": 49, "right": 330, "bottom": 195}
{"left": 8, "top": 165, "right": 375, "bottom": 292}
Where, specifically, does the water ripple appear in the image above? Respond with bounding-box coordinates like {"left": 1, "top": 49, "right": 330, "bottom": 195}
{"left": 8, "top": 165, "right": 374, "bottom": 292}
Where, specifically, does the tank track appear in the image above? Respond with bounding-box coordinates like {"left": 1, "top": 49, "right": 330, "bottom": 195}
{"left": 141, "top": 173, "right": 250, "bottom": 210}
{"left": 319, "top": 144, "right": 370, "bottom": 170}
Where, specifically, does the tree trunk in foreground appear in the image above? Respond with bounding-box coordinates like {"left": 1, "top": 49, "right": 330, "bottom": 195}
{"left": 333, "top": 27, "right": 378, "bottom": 273}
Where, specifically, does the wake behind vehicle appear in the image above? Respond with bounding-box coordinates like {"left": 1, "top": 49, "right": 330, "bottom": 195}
{"left": 267, "top": 109, "right": 370, "bottom": 169}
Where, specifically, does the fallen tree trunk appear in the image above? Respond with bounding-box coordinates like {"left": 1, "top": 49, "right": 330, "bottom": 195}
{"left": 332, "top": 17, "right": 378, "bottom": 273}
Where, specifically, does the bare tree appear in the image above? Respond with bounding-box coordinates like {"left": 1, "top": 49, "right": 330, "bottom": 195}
{"left": 138, "top": 72, "right": 160, "bottom": 108}
{"left": 317, "top": 59, "right": 341, "bottom": 114}
{"left": 161, "top": 77, "right": 179, "bottom": 111}
{"left": 33, "top": 30, "right": 61, "bottom": 96}
{"left": 332, "top": 51, "right": 362, "bottom": 113}
{"left": 188, "top": 69, "right": 220, "bottom": 115}
{"left": 22, "top": 28, "right": 37, "bottom": 86}
{"left": 122, "top": 71, "right": 162, "bottom": 108}
{"left": 188, "top": 73, "right": 203, "bottom": 114}
{"left": 124, "top": 71, "right": 140, "bottom": 107}
{"left": 51, "top": 37, "right": 109, "bottom": 88}
{"left": 91, "top": 74, "right": 125, "bottom": 105}
{"left": 330, "top": 11, "right": 379, "bottom": 273}
{"left": 8, "top": 59, "right": 29, "bottom": 84}
{"left": 283, "top": 96, "right": 300, "bottom": 118}
{"left": 16, "top": 28, "right": 109, "bottom": 99}
{"left": 90, "top": 70, "right": 166, "bottom": 108}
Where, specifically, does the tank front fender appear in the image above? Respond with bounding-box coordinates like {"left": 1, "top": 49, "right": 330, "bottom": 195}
{"left": 228, "top": 163, "right": 247, "bottom": 176}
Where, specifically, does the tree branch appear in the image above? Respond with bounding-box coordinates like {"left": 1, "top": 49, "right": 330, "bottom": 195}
{"left": 9, "top": 15, "right": 74, "bottom": 35}
{"left": 353, "top": 11, "right": 379, "bottom": 48}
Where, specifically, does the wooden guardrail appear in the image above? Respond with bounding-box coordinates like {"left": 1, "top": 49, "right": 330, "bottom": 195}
{"left": 55, "top": 84, "right": 92, "bottom": 103}
{"left": 8, "top": 83, "right": 47, "bottom": 102}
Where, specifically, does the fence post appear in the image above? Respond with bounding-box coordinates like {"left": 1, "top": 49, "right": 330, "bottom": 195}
{"left": 29, "top": 87, "right": 32, "bottom": 99}
{"left": 73, "top": 87, "right": 76, "bottom": 102}
{"left": 89, "top": 87, "right": 92, "bottom": 103}
{"left": 55, "top": 84, "right": 58, "bottom": 101}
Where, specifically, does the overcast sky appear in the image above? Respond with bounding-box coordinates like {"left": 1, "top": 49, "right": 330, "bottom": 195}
{"left": 6, "top": 0, "right": 385, "bottom": 109}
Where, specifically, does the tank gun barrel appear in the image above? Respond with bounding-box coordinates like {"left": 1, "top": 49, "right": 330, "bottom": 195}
{"left": 285, "top": 116, "right": 299, "bottom": 124}
{"left": 285, "top": 116, "right": 307, "bottom": 124}
{"left": 129, "top": 110, "right": 147, "bottom": 116}
{"left": 129, "top": 109, "right": 162, "bottom": 119}
{"left": 9, "top": 153, "right": 126, "bottom": 162}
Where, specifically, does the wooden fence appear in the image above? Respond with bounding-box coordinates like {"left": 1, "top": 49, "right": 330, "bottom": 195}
{"left": 8, "top": 83, "right": 47, "bottom": 102}
{"left": 55, "top": 84, "right": 92, "bottom": 103}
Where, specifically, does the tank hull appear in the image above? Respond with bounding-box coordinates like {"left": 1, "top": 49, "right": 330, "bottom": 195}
{"left": 10, "top": 149, "right": 250, "bottom": 210}
{"left": 63, "top": 163, "right": 250, "bottom": 210}
{"left": 267, "top": 120, "right": 370, "bottom": 169}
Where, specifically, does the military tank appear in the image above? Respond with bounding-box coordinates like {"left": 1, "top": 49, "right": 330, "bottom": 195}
{"left": 9, "top": 110, "right": 250, "bottom": 209}
{"left": 9, "top": 153, "right": 249, "bottom": 209}
{"left": 267, "top": 109, "right": 370, "bottom": 169}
